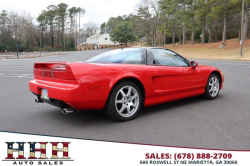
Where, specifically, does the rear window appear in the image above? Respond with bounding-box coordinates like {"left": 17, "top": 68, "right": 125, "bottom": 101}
{"left": 85, "top": 48, "right": 145, "bottom": 64}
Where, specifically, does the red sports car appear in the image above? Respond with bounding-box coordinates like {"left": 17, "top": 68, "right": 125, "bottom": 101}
{"left": 29, "top": 47, "right": 224, "bottom": 121}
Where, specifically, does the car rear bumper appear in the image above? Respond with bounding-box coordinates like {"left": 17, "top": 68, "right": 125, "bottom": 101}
{"left": 29, "top": 79, "right": 106, "bottom": 110}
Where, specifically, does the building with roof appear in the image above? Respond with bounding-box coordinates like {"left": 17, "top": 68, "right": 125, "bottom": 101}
{"left": 85, "top": 33, "right": 119, "bottom": 46}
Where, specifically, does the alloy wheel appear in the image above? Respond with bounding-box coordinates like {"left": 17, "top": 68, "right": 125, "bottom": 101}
{"left": 115, "top": 86, "right": 139, "bottom": 118}
{"left": 209, "top": 77, "right": 220, "bottom": 97}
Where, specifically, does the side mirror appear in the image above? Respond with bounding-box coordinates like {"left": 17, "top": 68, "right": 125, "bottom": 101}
{"left": 191, "top": 61, "right": 198, "bottom": 69}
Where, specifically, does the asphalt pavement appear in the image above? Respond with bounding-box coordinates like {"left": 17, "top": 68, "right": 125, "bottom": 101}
{"left": 0, "top": 49, "right": 249, "bottom": 150}
{"left": 0, "top": 51, "right": 50, "bottom": 58}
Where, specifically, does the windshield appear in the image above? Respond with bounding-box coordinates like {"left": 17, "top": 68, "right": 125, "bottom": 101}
{"left": 85, "top": 48, "right": 145, "bottom": 64}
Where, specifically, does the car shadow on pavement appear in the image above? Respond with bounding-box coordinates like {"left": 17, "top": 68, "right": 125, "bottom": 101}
{"left": 140, "top": 96, "right": 206, "bottom": 117}
{"left": 9, "top": 94, "right": 224, "bottom": 139}
{"left": 44, "top": 95, "right": 214, "bottom": 126}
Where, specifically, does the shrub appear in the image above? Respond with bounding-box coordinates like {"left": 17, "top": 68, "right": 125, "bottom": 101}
{"left": 88, "top": 47, "right": 90, "bottom": 50}
{"left": 84, "top": 47, "right": 86, "bottom": 50}
{"left": 18, "top": 45, "right": 25, "bottom": 52}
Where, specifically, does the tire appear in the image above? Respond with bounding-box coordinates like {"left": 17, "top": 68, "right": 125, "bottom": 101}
{"left": 204, "top": 73, "right": 220, "bottom": 99}
{"left": 105, "top": 81, "right": 142, "bottom": 121}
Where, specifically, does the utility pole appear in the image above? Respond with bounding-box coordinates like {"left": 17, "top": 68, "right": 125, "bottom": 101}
{"left": 8, "top": 24, "right": 20, "bottom": 57}
{"left": 75, "top": 13, "right": 77, "bottom": 51}
{"left": 36, "top": 29, "right": 43, "bottom": 55}
{"left": 53, "top": 35, "right": 57, "bottom": 52}
{"left": 164, "top": 20, "right": 166, "bottom": 46}
{"left": 240, "top": 0, "right": 244, "bottom": 57}
{"left": 39, "top": 30, "right": 44, "bottom": 55}
{"left": 14, "top": 25, "right": 19, "bottom": 57}
{"left": 15, "top": 26, "right": 18, "bottom": 57}
{"left": 39, "top": 31, "right": 42, "bottom": 55}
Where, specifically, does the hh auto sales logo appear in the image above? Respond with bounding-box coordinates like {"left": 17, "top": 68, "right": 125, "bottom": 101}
{"left": 2, "top": 142, "right": 73, "bottom": 165}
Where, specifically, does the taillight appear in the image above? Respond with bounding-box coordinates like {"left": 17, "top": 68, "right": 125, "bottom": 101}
{"left": 34, "top": 63, "right": 75, "bottom": 80}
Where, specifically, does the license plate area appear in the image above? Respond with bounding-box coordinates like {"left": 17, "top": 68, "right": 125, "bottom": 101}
{"left": 41, "top": 89, "right": 49, "bottom": 100}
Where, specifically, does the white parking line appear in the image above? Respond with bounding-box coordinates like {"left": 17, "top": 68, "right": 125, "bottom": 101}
{"left": 0, "top": 66, "right": 32, "bottom": 68}
{"left": 0, "top": 70, "right": 32, "bottom": 71}
{"left": 1, "top": 73, "right": 25, "bottom": 75}
{"left": 0, "top": 69, "right": 32, "bottom": 70}
{"left": 18, "top": 74, "right": 30, "bottom": 77}
{"left": 0, "top": 76, "right": 21, "bottom": 78}
{"left": 0, "top": 68, "right": 32, "bottom": 69}
{"left": 0, "top": 76, "right": 33, "bottom": 78}
{"left": 0, "top": 73, "right": 33, "bottom": 78}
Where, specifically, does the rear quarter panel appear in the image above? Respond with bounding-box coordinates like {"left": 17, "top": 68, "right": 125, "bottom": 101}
{"left": 68, "top": 63, "right": 162, "bottom": 102}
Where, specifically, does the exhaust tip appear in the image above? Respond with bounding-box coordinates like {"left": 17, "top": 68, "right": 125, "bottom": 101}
{"left": 35, "top": 98, "right": 43, "bottom": 103}
{"left": 62, "top": 109, "right": 67, "bottom": 114}
{"left": 62, "top": 108, "right": 74, "bottom": 114}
